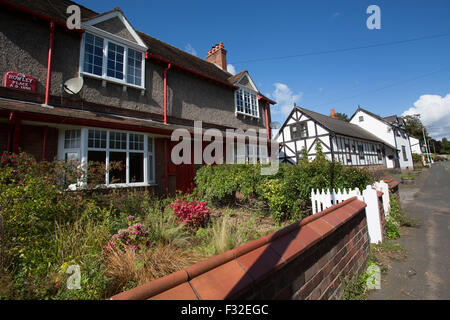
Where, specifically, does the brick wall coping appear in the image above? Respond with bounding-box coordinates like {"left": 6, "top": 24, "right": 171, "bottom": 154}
{"left": 110, "top": 197, "right": 367, "bottom": 300}
{"left": 384, "top": 179, "right": 400, "bottom": 189}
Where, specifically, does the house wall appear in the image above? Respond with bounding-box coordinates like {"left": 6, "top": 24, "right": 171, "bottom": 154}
{"left": 410, "top": 137, "right": 422, "bottom": 155}
{"left": 331, "top": 135, "right": 385, "bottom": 167}
{"left": 277, "top": 109, "right": 332, "bottom": 163}
{"left": 278, "top": 109, "right": 386, "bottom": 167}
{"left": 350, "top": 111, "right": 413, "bottom": 169}
{"left": 0, "top": 9, "right": 267, "bottom": 132}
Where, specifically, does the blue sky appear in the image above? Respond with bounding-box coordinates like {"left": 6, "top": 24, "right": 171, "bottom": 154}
{"left": 76, "top": 0, "right": 450, "bottom": 139}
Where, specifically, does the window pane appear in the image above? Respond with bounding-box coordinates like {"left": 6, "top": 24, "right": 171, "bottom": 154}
{"left": 88, "top": 129, "right": 107, "bottom": 149}
{"left": 127, "top": 48, "right": 142, "bottom": 86}
{"left": 107, "top": 42, "right": 125, "bottom": 80}
{"left": 130, "top": 152, "right": 144, "bottom": 183}
{"left": 109, "top": 152, "right": 126, "bottom": 184}
{"left": 87, "top": 151, "right": 106, "bottom": 184}
{"left": 83, "top": 33, "right": 103, "bottom": 76}
{"left": 64, "top": 130, "right": 81, "bottom": 149}
{"left": 129, "top": 134, "right": 144, "bottom": 150}
{"left": 109, "top": 132, "right": 127, "bottom": 150}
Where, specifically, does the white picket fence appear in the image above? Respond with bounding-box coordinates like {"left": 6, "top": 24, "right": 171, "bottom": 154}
{"left": 311, "top": 181, "right": 391, "bottom": 244}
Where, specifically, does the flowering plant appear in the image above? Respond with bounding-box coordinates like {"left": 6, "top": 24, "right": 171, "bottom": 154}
{"left": 170, "top": 199, "right": 210, "bottom": 231}
{"left": 107, "top": 218, "right": 152, "bottom": 252}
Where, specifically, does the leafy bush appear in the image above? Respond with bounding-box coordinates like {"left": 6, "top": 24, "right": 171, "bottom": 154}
{"left": 412, "top": 153, "right": 422, "bottom": 164}
{"left": 194, "top": 155, "right": 375, "bottom": 223}
{"left": 170, "top": 199, "right": 211, "bottom": 231}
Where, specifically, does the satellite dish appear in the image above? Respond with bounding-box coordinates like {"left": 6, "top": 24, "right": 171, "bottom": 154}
{"left": 64, "top": 77, "right": 84, "bottom": 95}
{"left": 270, "top": 121, "right": 281, "bottom": 129}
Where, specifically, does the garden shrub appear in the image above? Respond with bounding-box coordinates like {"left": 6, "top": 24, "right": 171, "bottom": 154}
{"left": 194, "top": 155, "right": 375, "bottom": 223}
{"left": 170, "top": 199, "right": 211, "bottom": 231}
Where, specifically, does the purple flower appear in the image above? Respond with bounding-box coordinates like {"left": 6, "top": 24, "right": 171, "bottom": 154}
{"left": 127, "top": 215, "right": 135, "bottom": 221}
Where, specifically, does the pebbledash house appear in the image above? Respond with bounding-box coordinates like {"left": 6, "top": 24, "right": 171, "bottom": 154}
{"left": 0, "top": 0, "right": 276, "bottom": 196}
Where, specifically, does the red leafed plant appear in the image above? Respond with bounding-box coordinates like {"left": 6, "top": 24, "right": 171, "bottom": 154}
{"left": 170, "top": 199, "right": 210, "bottom": 231}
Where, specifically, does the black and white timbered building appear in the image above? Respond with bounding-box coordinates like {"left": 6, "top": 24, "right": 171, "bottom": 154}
{"left": 276, "top": 106, "right": 397, "bottom": 168}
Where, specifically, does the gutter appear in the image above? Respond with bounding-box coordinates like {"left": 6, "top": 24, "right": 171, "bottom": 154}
{"left": 146, "top": 52, "right": 239, "bottom": 91}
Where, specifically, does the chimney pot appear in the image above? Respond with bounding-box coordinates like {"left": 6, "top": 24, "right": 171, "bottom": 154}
{"left": 206, "top": 42, "right": 227, "bottom": 70}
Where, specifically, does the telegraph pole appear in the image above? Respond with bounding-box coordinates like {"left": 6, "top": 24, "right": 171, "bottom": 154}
{"left": 422, "top": 127, "right": 431, "bottom": 164}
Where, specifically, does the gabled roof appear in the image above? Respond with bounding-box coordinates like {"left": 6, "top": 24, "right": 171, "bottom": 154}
{"left": 296, "top": 107, "right": 389, "bottom": 144}
{"left": 351, "top": 106, "right": 405, "bottom": 128}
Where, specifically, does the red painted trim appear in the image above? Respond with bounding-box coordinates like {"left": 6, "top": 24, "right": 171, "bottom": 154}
{"left": 0, "top": 0, "right": 84, "bottom": 33}
{"left": 264, "top": 102, "right": 270, "bottom": 140}
{"left": 0, "top": 110, "right": 173, "bottom": 136}
{"left": 44, "top": 21, "right": 55, "bottom": 106}
{"left": 42, "top": 126, "right": 49, "bottom": 161}
{"left": 146, "top": 52, "right": 239, "bottom": 91}
{"left": 163, "top": 63, "right": 172, "bottom": 124}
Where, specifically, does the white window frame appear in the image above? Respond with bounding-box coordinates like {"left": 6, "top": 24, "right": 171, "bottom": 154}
{"left": 80, "top": 31, "right": 146, "bottom": 92}
{"left": 58, "top": 127, "right": 156, "bottom": 188}
{"left": 235, "top": 87, "right": 260, "bottom": 118}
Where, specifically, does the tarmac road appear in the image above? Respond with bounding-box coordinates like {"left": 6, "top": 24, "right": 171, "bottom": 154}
{"left": 369, "top": 162, "right": 450, "bottom": 300}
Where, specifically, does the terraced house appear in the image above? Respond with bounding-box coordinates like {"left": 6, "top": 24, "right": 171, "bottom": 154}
{"left": 0, "top": 0, "right": 276, "bottom": 196}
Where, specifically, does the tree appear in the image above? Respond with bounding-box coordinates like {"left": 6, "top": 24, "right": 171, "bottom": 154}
{"left": 403, "top": 114, "right": 426, "bottom": 140}
{"left": 336, "top": 112, "right": 350, "bottom": 122}
{"left": 441, "top": 138, "right": 450, "bottom": 154}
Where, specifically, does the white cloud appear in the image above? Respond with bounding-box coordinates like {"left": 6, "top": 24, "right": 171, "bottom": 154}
{"left": 185, "top": 43, "right": 197, "bottom": 57}
{"left": 270, "top": 83, "right": 303, "bottom": 116}
{"left": 227, "top": 64, "right": 236, "bottom": 75}
{"left": 402, "top": 94, "right": 450, "bottom": 139}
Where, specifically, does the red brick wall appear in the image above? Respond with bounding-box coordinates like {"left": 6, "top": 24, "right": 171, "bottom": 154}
{"left": 240, "top": 208, "right": 369, "bottom": 300}
{"left": 111, "top": 197, "right": 370, "bottom": 300}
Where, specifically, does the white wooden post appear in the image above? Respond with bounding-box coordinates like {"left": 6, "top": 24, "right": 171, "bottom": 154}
{"left": 362, "top": 186, "right": 383, "bottom": 244}
{"left": 379, "top": 181, "right": 391, "bottom": 217}
{"left": 311, "top": 189, "right": 317, "bottom": 214}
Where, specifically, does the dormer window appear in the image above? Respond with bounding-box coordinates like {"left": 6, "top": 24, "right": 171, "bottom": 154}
{"left": 235, "top": 88, "right": 259, "bottom": 118}
{"left": 81, "top": 32, "right": 145, "bottom": 89}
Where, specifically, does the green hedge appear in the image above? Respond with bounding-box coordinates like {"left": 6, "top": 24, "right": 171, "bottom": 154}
{"left": 194, "top": 158, "right": 375, "bottom": 222}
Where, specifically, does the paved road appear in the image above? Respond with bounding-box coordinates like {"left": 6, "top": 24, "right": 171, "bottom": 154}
{"left": 370, "top": 162, "right": 450, "bottom": 300}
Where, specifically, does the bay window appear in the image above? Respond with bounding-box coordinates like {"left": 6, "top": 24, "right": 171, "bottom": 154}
{"left": 59, "top": 128, "right": 155, "bottom": 187}
{"left": 81, "top": 32, "right": 145, "bottom": 89}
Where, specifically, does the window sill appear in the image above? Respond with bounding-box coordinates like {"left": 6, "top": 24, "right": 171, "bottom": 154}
{"left": 81, "top": 72, "right": 146, "bottom": 95}
{"left": 68, "top": 182, "right": 157, "bottom": 191}
{"left": 235, "top": 111, "right": 260, "bottom": 119}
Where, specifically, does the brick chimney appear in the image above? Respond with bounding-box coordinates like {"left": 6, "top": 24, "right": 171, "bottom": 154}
{"left": 206, "top": 42, "right": 227, "bottom": 70}
{"left": 330, "top": 108, "right": 339, "bottom": 119}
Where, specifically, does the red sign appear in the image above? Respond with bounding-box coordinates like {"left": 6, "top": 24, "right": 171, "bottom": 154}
{"left": 4, "top": 72, "right": 37, "bottom": 92}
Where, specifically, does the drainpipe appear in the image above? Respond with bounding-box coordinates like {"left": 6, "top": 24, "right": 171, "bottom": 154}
{"left": 44, "top": 21, "right": 55, "bottom": 106}
{"left": 163, "top": 63, "right": 171, "bottom": 124}
{"left": 264, "top": 101, "right": 270, "bottom": 140}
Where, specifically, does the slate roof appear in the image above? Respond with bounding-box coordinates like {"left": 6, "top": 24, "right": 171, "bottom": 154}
{"left": 296, "top": 106, "right": 396, "bottom": 149}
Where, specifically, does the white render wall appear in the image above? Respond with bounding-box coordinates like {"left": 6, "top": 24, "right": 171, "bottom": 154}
{"left": 350, "top": 110, "right": 414, "bottom": 169}
{"left": 410, "top": 137, "right": 422, "bottom": 155}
